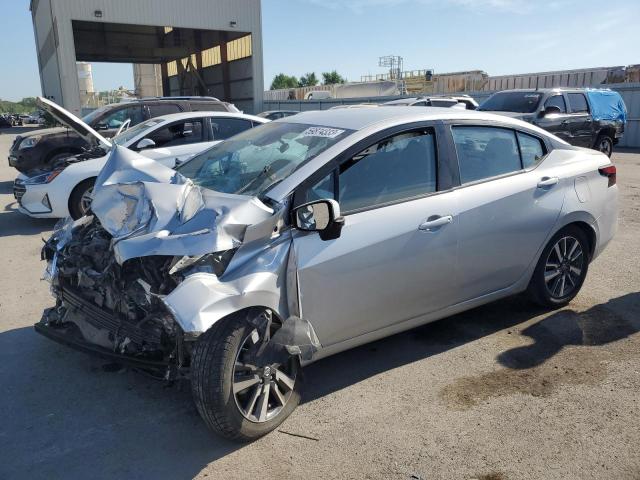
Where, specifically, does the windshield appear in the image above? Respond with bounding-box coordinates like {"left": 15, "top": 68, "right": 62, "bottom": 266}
{"left": 176, "top": 122, "right": 352, "bottom": 198}
{"left": 479, "top": 92, "right": 543, "bottom": 113}
{"left": 112, "top": 119, "right": 163, "bottom": 146}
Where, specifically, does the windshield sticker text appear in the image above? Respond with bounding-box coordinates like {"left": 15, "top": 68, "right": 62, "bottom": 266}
{"left": 301, "top": 127, "right": 345, "bottom": 138}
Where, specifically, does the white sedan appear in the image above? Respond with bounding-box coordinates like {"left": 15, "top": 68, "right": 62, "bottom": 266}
{"left": 14, "top": 102, "right": 268, "bottom": 219}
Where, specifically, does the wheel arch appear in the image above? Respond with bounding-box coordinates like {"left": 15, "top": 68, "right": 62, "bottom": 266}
{"left": 162, "top": 272, "right": 288, "bottom": 336}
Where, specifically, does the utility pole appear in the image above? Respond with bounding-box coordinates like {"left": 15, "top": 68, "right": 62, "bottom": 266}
{"left": 378, "top": 55, "right": 405, "bottom": 94}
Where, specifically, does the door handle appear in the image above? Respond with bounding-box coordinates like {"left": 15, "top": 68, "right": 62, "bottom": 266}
{"left": 537, "top": 176, "right": 559, "bottom": 188}
{"left": 419, "top": 215, "right": 453, "bottom": 231}
{"left": 561, "top": 120, "right": 570, "bottom": 125}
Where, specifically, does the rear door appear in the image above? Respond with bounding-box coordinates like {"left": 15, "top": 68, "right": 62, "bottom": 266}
{"left": 292, "top": 125, "right": 460, "bottom": 346}
{"left": 566, "top": 92, "right": 593, "bottom": 147}
{"left": 449, "top": 123, "right": 565, "bottom": 301}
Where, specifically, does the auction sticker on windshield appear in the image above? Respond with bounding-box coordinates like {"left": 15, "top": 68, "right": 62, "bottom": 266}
{"left": 301, "top": 127, "right": 345, "bottom": 138}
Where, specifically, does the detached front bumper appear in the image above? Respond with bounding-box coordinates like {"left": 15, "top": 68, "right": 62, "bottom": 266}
{"left": 34, "top": 317, "right": 173, "bottom": 373}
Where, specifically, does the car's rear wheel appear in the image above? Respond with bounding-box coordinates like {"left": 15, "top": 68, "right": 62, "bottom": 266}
{"left": 595, "top": 134, "right": 613, "bottom": 157}
{"left": 191, "top": 311, "right": 302, "bottom": 442}
{"left": 527, "top": 226, "right": 590, "bottom": 307}
{"left": 68, "top": 178, "right": 95, "bottom": 219}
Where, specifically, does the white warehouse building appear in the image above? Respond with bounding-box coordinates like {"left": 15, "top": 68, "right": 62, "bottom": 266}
{"left": 29, "top": 0, "right": 264, "bottom": 114}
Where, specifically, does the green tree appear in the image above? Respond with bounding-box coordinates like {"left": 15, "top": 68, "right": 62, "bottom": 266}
{"left": 298, "top": 72, "right": 319, "bottom": 87}
{"left": 322, "top": 70, "right": 346, "bottom": 85}
{"left": 18, "top": 97, "right": 38, "bottom": 110}
{"left": 270, "top": 73, "right": 300, "bottom": 90}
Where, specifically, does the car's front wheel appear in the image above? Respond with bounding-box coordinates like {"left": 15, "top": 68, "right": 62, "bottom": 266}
{"left": 527, "top": 225, "right": 590, "bottom": 307}
{"left": 190, "top": 311, "right": 302, "bottom": 442}
{"left": 68, "top": 178, "right": 95, "bottom": 219}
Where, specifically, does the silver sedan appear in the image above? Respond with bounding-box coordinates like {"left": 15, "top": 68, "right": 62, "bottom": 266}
{"left": 38, "top": 107, "right": 618, "bottom": 441}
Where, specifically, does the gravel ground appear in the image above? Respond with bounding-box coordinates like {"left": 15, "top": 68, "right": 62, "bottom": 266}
{"left": 0, "top": 128, "right": 638, "bottom": 480}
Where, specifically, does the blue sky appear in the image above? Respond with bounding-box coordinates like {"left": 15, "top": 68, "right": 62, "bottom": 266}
{"left": 1, "top": 0, "right": 639, "bottom": 101}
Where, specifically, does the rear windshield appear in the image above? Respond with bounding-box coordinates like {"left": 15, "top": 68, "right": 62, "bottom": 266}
{"left": 479, "top": 92, "right": 543, "bottom": 113}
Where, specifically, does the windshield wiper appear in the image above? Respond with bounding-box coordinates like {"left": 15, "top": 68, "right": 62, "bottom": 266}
{"left": 236, "top": 164, "right": 274, "bottom": 195}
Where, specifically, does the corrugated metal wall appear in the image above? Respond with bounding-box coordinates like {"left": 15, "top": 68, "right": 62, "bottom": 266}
{"left": 34, "top": 0, "right": 263, "bottom": 114}
{"left": 263, "top": 82, "right": 640, "bottom": 148}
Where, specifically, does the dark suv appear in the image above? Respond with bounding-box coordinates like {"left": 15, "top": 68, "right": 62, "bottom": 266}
{"left": 478, "top": 88, "right": 627, "bottom": 156}
{"left": 8, "top": 97, "right": 239, "bottom": 173}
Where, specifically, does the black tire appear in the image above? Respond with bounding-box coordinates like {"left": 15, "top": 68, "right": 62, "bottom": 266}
{"left": 594, "top": 134, "right": 613, "bottom": 157}
{"left": 68, "top": 178, "right": 95, "bottom": 220}
{"left": 191, "top": 311, "right": 302, "bottom": 442}
{"left": 527, "top": 225, "right": 590, "bottom": 308}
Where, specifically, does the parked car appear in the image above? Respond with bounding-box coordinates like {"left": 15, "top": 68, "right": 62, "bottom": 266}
{"left": 8, "top": 96, "right": 240, "bottom": 173}
{"left": 36, "top": 107, "right": 617, "bottom": 441}
{"left": 256, "top": 110, "right": 299, "bottom": 120}
{"left": 478, "top": 88, "right": 627, "bottom": 156}
{"left": 0, "top": 115, "right": 12, "bottom": 128}
{"left": 14, "top": 97, "right": 267, "bottom": 219}
{"left": 383, "top": 96, "right": 476, "bottom": 109}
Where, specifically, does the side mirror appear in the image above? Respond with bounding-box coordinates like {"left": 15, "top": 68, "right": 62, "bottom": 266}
{"left": 137, "top": 138, "right": 156, "bottom": 150}
{"left": 293, "top": 199, "right": 344, "bottom": 241}
{"left": 542, "top": 105, "right": 562, "bottom": 116}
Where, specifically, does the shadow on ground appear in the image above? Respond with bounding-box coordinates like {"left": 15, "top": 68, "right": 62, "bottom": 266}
{"left": 0, "top": 204, "right": 57, "bottom": 237}
{"left": 1, "top": 294, "right": 637, "bottom": 479}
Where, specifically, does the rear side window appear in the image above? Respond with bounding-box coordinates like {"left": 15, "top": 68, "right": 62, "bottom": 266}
{"left": 147, "top": 103, "right": 182, "bottom": 118}
{"left": 210, "top": 118, "right": 253, "bottom": 140}
{"left": 544, "top": 95, "right": 567, "bottom": 113}
{"left": 517, "top": 132, "right": 545, "bottom": 168}
{"left": 189, "top": 102, "right": 226, "bottom": 112}
{"left": 567, "top": 93, "right": 589, "bottom": 113}
{"left": 452, "top": 126, "right": 521, "bottom": 183}
{"left": 338, "top": 129, "right": 437, "bottom": 212}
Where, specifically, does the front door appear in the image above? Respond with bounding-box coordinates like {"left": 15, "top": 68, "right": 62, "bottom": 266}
{"left": 136, "top": 118, "right": 211, "bottom": 168}
{"left": 536, "top": 94, "right": 572, "bottom": 143}
{"left": 293, "top": 127, "right": 459, "bottom": 347}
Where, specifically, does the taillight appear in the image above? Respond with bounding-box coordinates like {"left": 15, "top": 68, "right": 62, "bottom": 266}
{"left": 599, "top": 165, "right": 616, "bottom": 187}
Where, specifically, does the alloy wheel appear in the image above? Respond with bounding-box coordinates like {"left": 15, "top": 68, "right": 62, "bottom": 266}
{"left": 80, "top": 187, "right": 94, "bottom": 214}
{"left": 544, "top": 235, "right": 584, "bottom": 299}
{"left": 232, "top": 328, "right": 298, "bottom": 423}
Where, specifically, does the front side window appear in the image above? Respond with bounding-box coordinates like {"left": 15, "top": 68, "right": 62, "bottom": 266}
{"left": 544, "top": 95, "right": 567, "bottom": 113}
{"left": 567, "top": 93, "right": 589, "bottom": 113}
{"left": 142, "top": 119, "right": 204, "bottom": 148}
{"left": 176, "top": 122, "right": 352, "bottom": 198}
{"left": 338, "top": 129, "right": 437, "bottom": 212}
{"left": 97, "top": 107, "right": 143, "bottom": 129}
{"left": 452, "top": 126, "right": 521, "bottom": 183}
{"left": 112, "top": 118, "right": 163, "bottom": 146}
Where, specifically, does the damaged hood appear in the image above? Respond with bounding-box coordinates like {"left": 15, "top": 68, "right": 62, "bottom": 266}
{"left": 91, "top": 146, "right": 274, "bottom": 264}
{"left": 36, "top": 97, "right": 112, "bottom": 148}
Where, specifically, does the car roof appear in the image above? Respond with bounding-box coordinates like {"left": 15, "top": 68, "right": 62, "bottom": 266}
{"left": 150, "top": 111, "right": 268, "bottom": 124}
{"left": 280, "top": 106, "right": 532, "bottom": 131}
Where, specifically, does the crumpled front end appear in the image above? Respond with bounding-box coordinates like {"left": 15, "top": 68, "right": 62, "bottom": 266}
{"left": 36, "top": 146, "right": 320, "bottom": 377}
